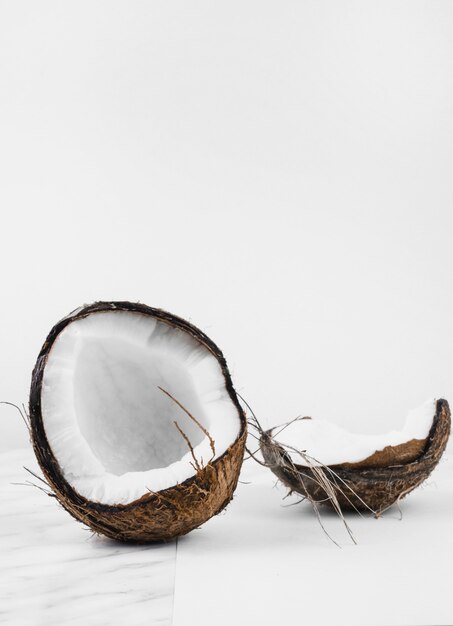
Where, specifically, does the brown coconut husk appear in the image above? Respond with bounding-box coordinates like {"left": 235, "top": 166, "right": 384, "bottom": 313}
{"left": 260, "top": 399, "right": 450, "bottom": 516}
{"left": 29, "top": 301, "right": 247, "bottom": 542}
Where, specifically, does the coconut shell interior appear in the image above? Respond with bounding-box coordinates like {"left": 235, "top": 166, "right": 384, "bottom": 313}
{"left": 334, "top": 437, "right": 428, "bottom": 470}
{"left": 260, "top": 399, "right": 450, "bottom": 515}
{"left": 29, "top": 301, "right": 247, "bottom": 542}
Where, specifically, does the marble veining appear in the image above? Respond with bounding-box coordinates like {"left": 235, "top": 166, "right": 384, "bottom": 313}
{"left": 0, "top": 449, "right": 176, "bottom": 626}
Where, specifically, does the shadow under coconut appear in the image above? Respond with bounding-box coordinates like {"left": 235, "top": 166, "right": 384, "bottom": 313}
{"left": 91, "top": 532, "right": 178, "bottom": 553}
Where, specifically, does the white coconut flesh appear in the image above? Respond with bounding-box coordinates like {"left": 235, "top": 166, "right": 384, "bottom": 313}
{"left": 274, "top": 398, "right": 437, "bottom": 467}
{"left": 41, "top": 311, "right": 242, "bottom": 505}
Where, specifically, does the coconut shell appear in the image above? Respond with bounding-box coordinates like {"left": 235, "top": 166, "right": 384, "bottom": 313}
{"left": 29, "top": 301, "right": 247, "bottom": 542}
{"left": 260, "top": 399, "right": 450, "bottom": 515}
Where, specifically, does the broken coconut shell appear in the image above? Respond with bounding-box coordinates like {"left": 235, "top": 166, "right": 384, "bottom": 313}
{"left": 260, "top": 399, "right": 450, "bottom": 515}
{"left": 29, "top": 301, "right": 246, "bottom": 542}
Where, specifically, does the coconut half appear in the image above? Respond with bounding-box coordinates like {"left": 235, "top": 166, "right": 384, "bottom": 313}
{"left": 260, "top": 399, "right": 450, "bottom": 514}
{"left": 29, "top": 302, "right": 246, "bottom": 542}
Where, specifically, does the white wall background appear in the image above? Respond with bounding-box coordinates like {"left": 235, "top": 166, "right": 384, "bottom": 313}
{"left": 1, "top": 1, "right": 452, "bottom": 452}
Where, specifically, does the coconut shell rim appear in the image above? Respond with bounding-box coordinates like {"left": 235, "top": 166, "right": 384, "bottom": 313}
{"left": 263, "top": 398, "right": 449, "bottom": 475}
{"left": 29, "top": 301, "right": 247, "bottom": 514}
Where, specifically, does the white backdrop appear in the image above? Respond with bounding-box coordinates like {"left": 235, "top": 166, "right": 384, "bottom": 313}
{"left": 1, "top": 1, "right": 452, "bottom": 452}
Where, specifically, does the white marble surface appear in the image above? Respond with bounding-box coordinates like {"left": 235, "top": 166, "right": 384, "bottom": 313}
{"left": 3, "top": 444, "right": 453, "bottom": 626}
{"left": 174, "top": 445, "right": 453, "bottom": 626}
{"left": 0, "top": 449, "right": 176, "bottom": 626}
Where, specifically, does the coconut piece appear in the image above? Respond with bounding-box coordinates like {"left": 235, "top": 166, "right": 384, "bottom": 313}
{"left": 29, "top": 302, "right": 246, "bottom": 542}
{"left": 260, "top": 399, "right": 450, "bottom": 514}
